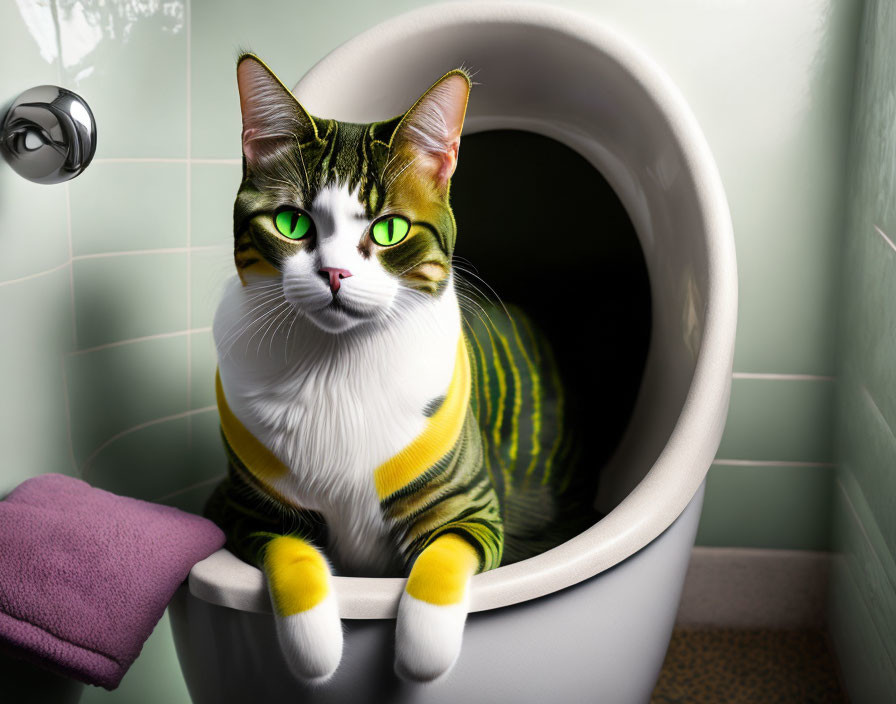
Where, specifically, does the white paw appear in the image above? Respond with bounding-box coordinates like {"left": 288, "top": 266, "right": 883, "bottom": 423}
{"left": 395, "top": 591, "right": 468, "bottom": 683}
{"left": 273, "top": 592, "right": 343, "bottom": 683}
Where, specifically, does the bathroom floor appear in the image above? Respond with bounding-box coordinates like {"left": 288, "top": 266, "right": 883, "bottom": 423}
{"left": 650, "top": 629, "right": 849, "bottom": 703}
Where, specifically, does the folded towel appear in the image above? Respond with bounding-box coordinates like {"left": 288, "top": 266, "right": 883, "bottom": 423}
{"left": 0, "top": 473, "right": 224, "bottom": 689}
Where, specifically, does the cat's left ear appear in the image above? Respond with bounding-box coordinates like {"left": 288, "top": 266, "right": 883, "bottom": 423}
{"left": 389, "top": 69, "right": 471, "bottom": 190}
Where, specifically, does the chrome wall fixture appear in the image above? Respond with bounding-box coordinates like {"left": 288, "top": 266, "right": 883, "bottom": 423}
{"left": 0, "top": 86, "right": 97, "bottom": 185}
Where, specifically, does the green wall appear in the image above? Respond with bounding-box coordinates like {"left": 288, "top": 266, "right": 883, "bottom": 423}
{"left": 829, "top": 0, "right": 896, "bottom": 698}
{"left": 0, "top": 1, "right": 866, "bottom": 701}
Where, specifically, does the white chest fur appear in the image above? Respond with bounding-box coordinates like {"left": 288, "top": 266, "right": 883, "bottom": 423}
{"left": 214, "top": 275, "right": 460, "bottom": 575}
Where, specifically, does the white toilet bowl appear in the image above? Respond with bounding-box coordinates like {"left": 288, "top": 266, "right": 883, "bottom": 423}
{"left": 170, "top": 4, "right": 737, "bottom": 702}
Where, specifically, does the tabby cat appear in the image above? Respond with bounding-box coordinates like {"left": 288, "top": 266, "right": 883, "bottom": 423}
{"left": 205, "top": 54, "right": 594, "bottom": 684}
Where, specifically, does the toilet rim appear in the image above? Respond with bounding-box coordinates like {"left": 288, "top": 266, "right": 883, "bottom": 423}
{"left": 189, "top": 1, "right": 737, "bottom": 620}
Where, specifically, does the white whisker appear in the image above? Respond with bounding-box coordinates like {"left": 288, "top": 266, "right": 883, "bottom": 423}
{"left": 224, "top": 302, "right": 287, "bottom": 359}
{"left": 216, "top": 289, "right": 285, "bottom": 353}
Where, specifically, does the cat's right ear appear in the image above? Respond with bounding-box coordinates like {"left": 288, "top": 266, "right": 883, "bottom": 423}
{"left": 236, "top": 54, "right": 317, "bottom": 167}
{"left": 387, "top": 69, "right": 471, "bottom": 191}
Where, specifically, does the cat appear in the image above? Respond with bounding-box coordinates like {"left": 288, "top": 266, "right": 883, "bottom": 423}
{"left": 204, "top": 53, "right": 595, "bottom": 684}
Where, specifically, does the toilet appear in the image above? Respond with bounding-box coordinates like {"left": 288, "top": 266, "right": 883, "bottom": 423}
{"left": 169, "top": 3, "right": 737, "bottom": 702}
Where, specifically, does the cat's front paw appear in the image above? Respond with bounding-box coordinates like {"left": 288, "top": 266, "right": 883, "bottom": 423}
{"left": 265, "top": 536, "right": 343, "bottom": 683}
{"left": 395, "top": 590, "right": 468, "bottom": 682}
{"left": 394, "top": 533, "right": 478, "bottom": 682}
{"left": 274, "top": 593, "right": 343, "bottom": 683}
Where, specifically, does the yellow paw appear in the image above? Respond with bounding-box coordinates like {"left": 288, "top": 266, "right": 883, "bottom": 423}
{"left": 406, "top": 533, "right": 479, "bottom": 606}
{"left": 264, "top": 535, "right": 330, "bottom": 616}
{"left": 396, "top": 533, "right": 479, "bottom": 682}
{"left": 263, "top": 536, "right": 343, "bottom": 681}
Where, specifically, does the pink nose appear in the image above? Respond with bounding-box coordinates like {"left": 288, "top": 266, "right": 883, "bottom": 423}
{"left": 319, "top": 267, "right": 352, "bottom": 294}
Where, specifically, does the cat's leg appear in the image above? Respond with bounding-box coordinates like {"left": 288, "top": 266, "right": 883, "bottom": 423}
{"left": 205, "top": 457, "right": 340, "bottom": 681}
{"left": 264, "top": 535, "right": 343, "bottom": 683}
{"left": 386, "top": 410, "right": 503, "bottom": 681}
{"left": 395, "top": 531, "right": 482, "bottom": 682}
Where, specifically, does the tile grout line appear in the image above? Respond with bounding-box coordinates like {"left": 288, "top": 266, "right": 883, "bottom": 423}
{"left": 835, "top": 477, "right": 894, "bottom": 589}
{"left": 190, "top": 245, "right": 231, "bottom": 252}
{"left": 192, "top": 158, "right": 241, "bottom": 164}
{"left": 80, "top": 406, "right": 217, "bottom": 480}
{"left": 874, "top": 224, "right": 896, "bottom": 253}
{"left": 92, "top": 157, "right": 187, "bottom": 164}
{"left": 91, "top": 158, "right": 241, "bottom": 165}
{"left": 64, "top": 184, "right": 77, "bottom": 348}
{"left": 57, "top": 0, "right": 75, "bottom": 347}
{"left": 59, "top": 356, "right": 78, "bottom": 475}
{"left": 860, "top": 383, "right": 896, "bottom": 445}
{"left": 64, "top": 181, "right": 79, "bottom": 476}
{"left": 66, "top": 327, "right": 212, "bottom": 357}
{"left": 0, "top": 247, "right": 228, "bottom": 285}
{"left": 713, "top": 459, "right": 836, "bottom": 468}
{"left": 75, "top": 247, "right": 189, "bottom": 260}
{"left": 70, "top": 245, "right": 229, "bottom": 261}
{"left": 186, "top": 0, "right": 193, "bottom": 448}
{"left": 53, "top": 0, "right": 80, "bottom": 477}
{"left": 0, "top": 261, "right": 71, "bottom": 288}
{"left": 732, "top": 372, "right": 835, "bottom": 381}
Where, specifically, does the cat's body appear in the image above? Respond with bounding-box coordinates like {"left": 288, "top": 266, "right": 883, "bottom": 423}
{"left": 205, "top": 54, "right": 593, "bottom": 684}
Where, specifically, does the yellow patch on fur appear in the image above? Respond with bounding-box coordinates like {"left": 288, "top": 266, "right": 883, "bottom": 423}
{"left": 404, "top": 261, "right": 448, "bottom": 286}
{"left": 216, "top": 369, "right": 288, "bottom": 481}
{"left": 406, "top": 533, "right": 479, "bottom": 606}
{"left": 264, "top": 536, "right": 330, "bottom": 616}
{"left": 237, "top": 255, "right": 280, "bottom": 285}
{"left": 373, "top": 335, "right": 470, "bottom": 499}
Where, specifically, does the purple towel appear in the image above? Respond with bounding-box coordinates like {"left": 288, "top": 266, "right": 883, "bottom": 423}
{"left": 0, "top": 473, "right": 224, "bottom": 689}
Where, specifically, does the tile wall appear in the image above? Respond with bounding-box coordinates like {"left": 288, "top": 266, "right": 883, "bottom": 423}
{"left": 829, "top": 0, "right": 896, "bottom": 698}
{"left": 0, "top": 1, "right": 865, "bottom": 701}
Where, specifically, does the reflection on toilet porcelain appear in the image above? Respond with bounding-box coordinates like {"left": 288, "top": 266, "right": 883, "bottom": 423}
{"left": 171, "top": 3, "right": 737, "bottom": 702}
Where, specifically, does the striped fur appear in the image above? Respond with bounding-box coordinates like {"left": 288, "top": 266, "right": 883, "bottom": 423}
{"left": 207, "top": 299, "right": 589, "bottom": 570}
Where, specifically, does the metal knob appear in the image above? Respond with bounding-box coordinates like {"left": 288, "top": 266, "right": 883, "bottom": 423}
{"left": 1, "top": 85, "right": 97, "bottom": 185}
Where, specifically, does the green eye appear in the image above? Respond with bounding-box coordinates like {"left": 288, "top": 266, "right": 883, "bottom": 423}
{"left": 371, "top": 216, "right": 410, "bottom": 247}
{"left": 274, "top": 208, "right": 313, "bottom": 240}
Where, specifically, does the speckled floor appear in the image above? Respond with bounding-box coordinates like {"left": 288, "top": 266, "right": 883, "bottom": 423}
{"left": 651, "top": 629, "right": 849, "bottom": 704}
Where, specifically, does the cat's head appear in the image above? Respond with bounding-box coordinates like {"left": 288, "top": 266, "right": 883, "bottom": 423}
{"left": 232, "top": 53, "right": 470, "bottom": 334}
